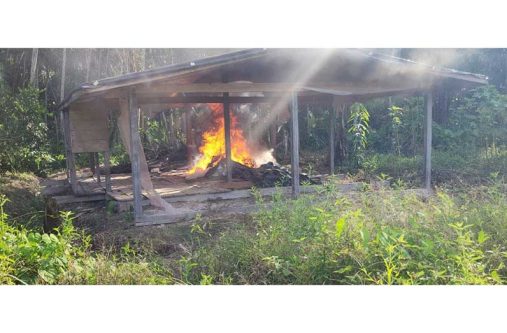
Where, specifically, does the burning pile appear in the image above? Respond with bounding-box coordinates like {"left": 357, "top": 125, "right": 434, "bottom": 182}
{"left": 186, "top": 103, "right": 321, "bottom": 187}
{"left": 187, "top": 103, "right": 257, "bottom": 178}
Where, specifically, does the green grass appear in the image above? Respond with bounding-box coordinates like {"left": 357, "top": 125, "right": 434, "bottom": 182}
{"left": 0, "top": 195, "right": 175, "bottom": 285}
{"left": 2, "top": 165, "right": 507, "bottom": 285}
{"left": 0, "top": 172, "right": 45, "bottom": 229}
{"left": 180, "top": 179, "right": 507, "bottom": 285}
{"left": 360, "top": 148, "right": 507, "bottom": 187}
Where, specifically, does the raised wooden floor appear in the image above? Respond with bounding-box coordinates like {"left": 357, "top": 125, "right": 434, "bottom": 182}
{"left": 105, "top": 169, "right": 254, "bottom": 203}
{"left": 45, "top": 170, "right": 394, "bottom": 227}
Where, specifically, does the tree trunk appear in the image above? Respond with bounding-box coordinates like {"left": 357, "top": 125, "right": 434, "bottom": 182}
{"left": 85, "top": 49, "right": 92, "bottom": 82}
{"left": 270, "top": 122, "right": 277, "bottom": 150}
{"left": 96, "top": 49, "right": 102, "bottom": 79}
{"left": 30, "top": 48, "right": 38, "bottom": 88}
{"left": 169, "top": 112, "right": 177, "bottom": 149}
{"left": 104, "top": 49, "right": 110, "bottom": 77}
{"left": 144, "top": 48, "right": 151, "bottom": 69}
{"left": 140, "top": 49, "right": 146, "bottom": 71}
{"left": 337, "top": 104, "right": 348, "bottom": 162}
{"left": 60, "top": 49, "right": 66, "bottom": 102}
{"left": 56, "top": 48, "right": 67, "bottom": 146}
{"left": 503, "top": 49, "right": 507, "bottom": 91}
{"left": 283, "top": 127, "right": 289, "bottom": 159}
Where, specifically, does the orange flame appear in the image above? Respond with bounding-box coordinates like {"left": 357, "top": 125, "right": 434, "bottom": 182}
{"left": 187, "top": 103, "right": 255, "bottom": 175}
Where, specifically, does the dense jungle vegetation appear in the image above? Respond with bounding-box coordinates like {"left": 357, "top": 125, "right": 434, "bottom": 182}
{"left": 1, "top": 48, "right": 507, "bottom": 285}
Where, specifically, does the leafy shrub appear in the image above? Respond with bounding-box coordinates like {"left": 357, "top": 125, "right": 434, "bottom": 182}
{"left": 0, "top": 194, "right": 174, "bottom": 285}
{"left": 182, "top": 182, "right": 507, "bottom": 285}
{"left": 434, "top": 85, "right": 507, "bottom": 153}
{"left": 360, "top": 147, "right": 507, "bottom": 186}
{"left": 347, "top": 103, "right": 370, "bottom": 167}
{"left": 0, "top": 87, "right": 64, "bottom": 175}
{"left": 0, "top": 172, "right": 45, "bottom": 229}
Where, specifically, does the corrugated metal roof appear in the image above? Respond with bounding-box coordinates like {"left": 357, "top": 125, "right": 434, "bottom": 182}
{"left": 59, "top": 48, "right": 488, "bottom": 110}
{"left": 360, "top": 51, "right": 488, "bottom": 83}
{"left": 60, "top": 49, "right": 268, "bottom": 109}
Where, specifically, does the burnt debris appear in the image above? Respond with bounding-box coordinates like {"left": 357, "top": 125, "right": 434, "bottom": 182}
{"left": 204, "top": 160, "right": 321, "bottom": 188}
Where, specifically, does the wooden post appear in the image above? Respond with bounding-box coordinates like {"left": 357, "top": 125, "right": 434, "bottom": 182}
{"left": 62, "top": 108, "right": 77, "bottom": 194}
{"left": 329, "top": 105, "right": 336, "bottom": 175}
{"left": 290, "top": 92, "right": 300, "bottom": 198}
{"left": 185, "top": 105, "right": 195, "bottom": 163}
{"left": 223, "top": 93, "right": 232, "bottom": 183}
{"left": 104, "top": 150, "right": 112, "bottom": 192}
{"left": 424, "top": 91, "right": 433, "bottom": 191}
{"left": 129, "top": 90, "right": 143, "bottom": 220}
{"left": 104, "top": 109, "right": 112, "bottom": 192}
{"left": 94, "top": 152, "right": 101, "bottom": 184}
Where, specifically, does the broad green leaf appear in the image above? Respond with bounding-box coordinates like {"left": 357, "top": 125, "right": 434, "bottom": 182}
{"left": 335, "top": 216, "right": 346, "bottom": 239}
{"left": 477, "top": 230, "right": 489, "bottom": 244}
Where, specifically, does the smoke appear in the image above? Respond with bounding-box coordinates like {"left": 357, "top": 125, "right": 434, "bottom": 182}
{"left": 251, "top": 148, "right": 277, "bottom": 166}
{"left": 188, "top": 48, "right": 483, "bottom": 178}
{"left": 383, "top": 48, "right": 480, "bottom": 71}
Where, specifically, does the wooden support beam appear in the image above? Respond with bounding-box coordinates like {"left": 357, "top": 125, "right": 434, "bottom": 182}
{"left": 132, "top": 81, "right": 430, "bottom": 95}
{"left": 135, "top": 91, "right": 425, "bottom": 108}
{"left": 79, "top": 93, "right": 333, "bottom": 108}
{"left": 423, "top": 91, "right": 433, "bottom": 191}
{"left": 290, "top": 91, "right": 300, "bottom": 198}
{"left": 129, "top": 90, "right": 143, "bottom": 220}
{"left": 104, "top": 109, "right": 112, "bottom": 192}
{"left": 94, "top": 152, "right": 101, "bottom": 184}
{"left": 138, "top": 95, "right": 271, "bottom": 105}
{"left": 70, "top": 81, "right": 430, "bottom": 109}
{"left": 104, "top": 150, "right": 112, "bottom": 192}
{"left": 79, "top": 91, "right": 421, "bottom": 110}
{"left": 223, "top": 93, "right": 232, "bottom": 183}
{"left": 136, "top": 94, "right": 341, "bottom": 106}
{"left": 62, "top": 108, "right": 77, "bottom": 193}
{"left": 329, "top": 105, "right": 336, "bottom": 175}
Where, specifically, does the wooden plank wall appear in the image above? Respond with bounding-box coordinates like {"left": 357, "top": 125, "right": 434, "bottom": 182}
{"left": 69, "top": 102, "right": 109, "bottom": 153}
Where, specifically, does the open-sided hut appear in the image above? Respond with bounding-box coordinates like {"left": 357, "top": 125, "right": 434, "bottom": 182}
{"left": 58, "top": 49, "right": 488, "bottom": 225}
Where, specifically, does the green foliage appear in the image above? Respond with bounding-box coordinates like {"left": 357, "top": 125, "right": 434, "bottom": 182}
{"left": 434, "top": 85, "right": 507, "bottom": 153}
{"left": 299, "top": 106, "right": 331, "bottom": 151}
{"left": 367, "top": 96, "right": 424, "bottom": 157}
{"left": 0, "top": 194, "right": 174, "bottom": 285}
{"left": 347, "top": 103, "right": 370, "bottom": 167}
{"left": 0, "top": 87, "right": 63, "bottom": 175}
{"left": 361, "top": 148, "right": 507, "bottom": 186}
{"left": 388, "top": 105, "right": 404, "bottom": 155}
{"left": 142, "top": 117, "right": 170, "bottom": 158}
{"left": 181, "top": 182, "right": 507, "bottom": 285}
{"left": 361, "top": 153, "right": 421, "bottom": 183}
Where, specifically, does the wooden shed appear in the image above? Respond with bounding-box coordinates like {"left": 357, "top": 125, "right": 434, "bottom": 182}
{"left": 58, "top": 49, "right": 487, "bottom": 225}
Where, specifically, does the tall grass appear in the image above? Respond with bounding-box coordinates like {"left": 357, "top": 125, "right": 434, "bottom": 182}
{"left": 182, "top": 180, "right": 507, "bottom": 285}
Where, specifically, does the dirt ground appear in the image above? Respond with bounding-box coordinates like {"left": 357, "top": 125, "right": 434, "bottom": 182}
{"left": 0, "top": 172, "right": 252, "bottom": 262}
{"left": 0, "top": 173, "right": 46, "bottom": 229}
{"left": 64, "top": 199, "right": 253, "bottom": 260}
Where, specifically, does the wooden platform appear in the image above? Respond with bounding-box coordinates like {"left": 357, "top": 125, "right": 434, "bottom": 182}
{"left": 104, "top": 169, "right": 255, "bottom": 202}
{"left": 45, "top": 169, "right": 419, "bottom": 227}
{"left": 46, "top": 169, "right": 260, "bottom": 210}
